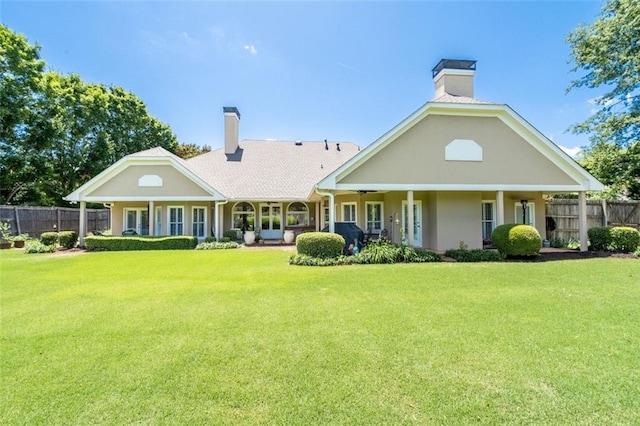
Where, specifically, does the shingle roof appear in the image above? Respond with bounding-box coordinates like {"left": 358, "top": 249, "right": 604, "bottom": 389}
{"left": 431, "top": 93, "right": 495, "bottom": 105}
{"left": 185, "top": 140, "right": 360, "bottom": 199}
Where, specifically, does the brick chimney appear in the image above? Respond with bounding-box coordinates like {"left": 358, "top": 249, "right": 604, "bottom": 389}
{"left": 223, "top": 106, "right": 240, "bottom": 155}
{"left": 432, "top": 59, "right": 476, "bottom": 98}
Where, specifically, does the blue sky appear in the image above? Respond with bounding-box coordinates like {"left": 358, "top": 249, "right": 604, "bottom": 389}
{"left": 3, "top": 1, "right": 604, "bottom": 155}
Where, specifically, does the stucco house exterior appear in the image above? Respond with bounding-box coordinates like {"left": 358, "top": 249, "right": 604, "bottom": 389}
{"left": 65, "top": 59, "right": 604, "bottom": 251}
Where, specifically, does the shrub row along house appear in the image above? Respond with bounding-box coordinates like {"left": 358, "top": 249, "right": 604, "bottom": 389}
{"left": 65, "top": 59, "right": 604, "bottom": 251}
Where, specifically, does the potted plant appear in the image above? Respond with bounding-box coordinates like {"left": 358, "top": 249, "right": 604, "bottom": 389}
{"left": 12, "top": 234, "right": 28, "bottom": 249}
{"left": 0, "top": 222, "right": 12, "bottom": 249}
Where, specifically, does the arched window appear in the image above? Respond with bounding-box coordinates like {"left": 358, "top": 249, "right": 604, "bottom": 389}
{"left": 286, "top": 202, "right": 309, "bottom": 226}
{"left": 232, "top": 202, "right": 255, "bottom": 231}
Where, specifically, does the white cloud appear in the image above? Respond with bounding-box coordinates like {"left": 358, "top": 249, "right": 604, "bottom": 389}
{"left": 559, "top": 145, "right": 582, "bottom": 158}
{"left": 243, "top": 44, "right": 258, "bottom": 55}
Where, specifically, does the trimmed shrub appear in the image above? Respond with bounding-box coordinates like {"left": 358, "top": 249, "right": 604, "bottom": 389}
{"left": 58, "top": 231, "right": 78, "bottom": 249}
{"left": 221, "top": 237, "right": 231, "bottom": 243}
{"left": 588, "top": 227, "right": 612, "bottom": 251}
{"left": 195, "top": 241, "right": 240, "bottom": 250}
{"left": 40, "top": 232, "right": 59, "bottom": 246}
{"left": 223, "top": 230, "right": 240, "bottom": 241}
{"left": 491, "top": 224, "right": 542, "bottom": 257}
{"left": 610, "top": 227, "right": 640, "bottom": 253}
{"left": 204, "top": 236, "right": 217, "bottom": 243}
{"left": 588, "top": 226, "right": 640, "bottom": 253}
{"left": 444, "top": 249, "right": 505, "bottom": 262}
{"left": 85, "top": 236, "right": 198, "bottom": 251}
{"left": 24, "top": 240, "right": 56, "bottom": 254}
{"left": 296, "top": 232, "right": 345, "bottom": 258}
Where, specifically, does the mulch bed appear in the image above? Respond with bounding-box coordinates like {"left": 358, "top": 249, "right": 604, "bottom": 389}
{"left": 508, "top": 250, "right": 638, "bottom": 262}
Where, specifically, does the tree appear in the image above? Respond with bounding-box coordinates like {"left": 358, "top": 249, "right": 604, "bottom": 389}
{"left": 0, "top": 24, "right": 179, "bottom": 206}
{"left": 174, "top": 142, "right": 211, "bottom": 159}
{"left": 567, "top": 0, "right": 640, "bottom": 199}
{"left": 0, "top": 24, "right": 46, "bottom": 204}
{"left": 567, "top": 0, "right": 640, "bottom": 147}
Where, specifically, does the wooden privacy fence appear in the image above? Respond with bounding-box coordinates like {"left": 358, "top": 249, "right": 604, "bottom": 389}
{"left": 0, "top": 206, "right": 110, "bottom": 238}
{"left": 545, "top": 199, "right": 640, "bottom": 242}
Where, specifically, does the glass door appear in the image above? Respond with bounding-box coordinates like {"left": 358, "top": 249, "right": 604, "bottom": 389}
{"left": 260, "top": 203, "right": 282, "bottom": 240}
{"left": 402, "top": 201, "right": 422, "bottom": 247}
{"left": 124, "top": 208, "right": 149, "bottom": 235}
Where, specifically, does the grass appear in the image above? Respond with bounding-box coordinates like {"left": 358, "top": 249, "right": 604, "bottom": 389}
{"left": 1, "top": 249, "right": 639, "bottom": 424}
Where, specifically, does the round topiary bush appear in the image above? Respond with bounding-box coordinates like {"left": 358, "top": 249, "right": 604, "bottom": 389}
{"left": 609, "top": 226, "right": 640, "bottom": 253}
{"left": 588, "top": 226, "right": 612, "bottom": 251}
{"left": 296, "top": 232, "right": 345, "bottom": 258}
{"left": 491, "top": 224, "right": 542, "bottom": 257}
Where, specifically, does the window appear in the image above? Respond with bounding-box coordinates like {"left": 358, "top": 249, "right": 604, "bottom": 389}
{"left": 286, "top": 202, "right": 309, "bottom": 226}
{"left": 515, "top": 202, "right": 535, "bottom": 226}
{"left": 168, "top": 206, "right": 184, "bottom": 235}
{"left": 481, "top": 201, "right": 495, "bottom": 241}
{"left": 124, "top": 208, "right": 149, "bottom": 235}
{"left": 192, "top": 207, "right": 206, "bottom": 238}
{"left": 365, "top": 202, "right": 383, "bottom": 232}
{"left": 232, "top": 202, "right": 255, "bottom": 231}
{"left": 155, "top": 206, "right": 163, "bottom": 235}
{"left": 342, "top": 202, "right": 357, "bottom": 223}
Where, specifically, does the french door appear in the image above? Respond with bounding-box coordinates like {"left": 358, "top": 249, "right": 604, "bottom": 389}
{"left": 124, "top": 208, "right": 149, "bottom": 235}
{"left": 402, "top": 200, "right": 422, "bottom": 247}
{"left": 260, "top": 203, "right": 282, "bottom": 239}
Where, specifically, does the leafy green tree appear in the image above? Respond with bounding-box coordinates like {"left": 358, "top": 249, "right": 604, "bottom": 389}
{"left": 0, "top": 24, "right": 46, "bottom": 203}
{"left": 567, "top": 0, "right": 640, "bottom": 147}
{"left": 174, "top": 142, "right": 211, "bottom": 159}
{"left": 567, "top": 0, "right": 639, "bottom": 199}
{"left": 1, "top": 24, "right": 178, "bottom": 206}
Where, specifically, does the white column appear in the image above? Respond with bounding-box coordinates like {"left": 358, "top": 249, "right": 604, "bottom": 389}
{"left": 407, "top": 190, "right": 414, "bottom": 247}
{"left": 214, "top": 202, "right": 220, "bottom": 241}
{"left": 79, "top": 201, "right": 86, "bottom": 247}
{"left": 328, "top": 193, "right": 335, "bottom": 233}
{"left": 315, "top": 202, "right": 320, "bottom": 231}
{"left": 578, "top": 191, "right": 588, "bottom": 252}
{"left": 148, "top": 200, "right": 154, "bottom": 236}
{"left": 496, "top": 190, "right": 504, "bottom": 226}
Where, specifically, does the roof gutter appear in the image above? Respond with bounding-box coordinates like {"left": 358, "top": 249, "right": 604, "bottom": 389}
{"left": 314, "top": 187, "right": 335, "bottom": 233}
{"left": 214, "top": 199, "right": 229, "bottom": 241}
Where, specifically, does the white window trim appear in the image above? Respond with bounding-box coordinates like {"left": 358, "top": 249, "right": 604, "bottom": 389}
{"left": 168, "top": 206, "right": 184, "bottom": 236}
{"left": 365, "top": 201, "right": 384, "bottom": 232}
{"left": 481, "top": 200, "right": 496, "bottom": 240}
{"left": 232, "top": 202, "right": 256, "bottom": 231}
{"left": 192, "top": 206, "right": 207, "bottom": 238}
{"left": 286, "top": 202, "right": 309, "bottom": 226}
{"left": 155, "top": 206, "right": 163, "bottom": 235}
{"left": 123, "top": 208, "right": 148, "bottom": 234}
{"left": 341, "top": 202, "right": 357, "bottom": 223}
{"left": 514, "top": 202, "right": 535, "bottom": 226}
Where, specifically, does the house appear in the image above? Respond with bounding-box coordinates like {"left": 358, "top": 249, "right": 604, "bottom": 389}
{"left": 65, "top": 59, "right": 604, "bottom": 251}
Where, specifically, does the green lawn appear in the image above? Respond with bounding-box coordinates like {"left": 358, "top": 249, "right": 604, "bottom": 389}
{"left": 1, "top": 249, "right": 639, "bottom": 425}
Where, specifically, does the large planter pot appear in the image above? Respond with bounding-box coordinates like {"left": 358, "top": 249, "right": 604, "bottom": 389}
{"left": 243, "top": 230, "right": 256, "bottom": 245}
{"left": 13, "top": 240, "right": 25, "bottom": 249}
{"left": 283, "top": 230, "right": 295, "bottom": 244}
{"left": 0, "top": 241, "right": 12, "bottom": 249}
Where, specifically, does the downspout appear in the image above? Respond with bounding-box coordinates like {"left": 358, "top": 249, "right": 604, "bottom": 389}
{"left": 315, "top": 188, "right": 335, "bottom": 233}
{"left": 214, "top": 199, "right": 229, "bottom": 241}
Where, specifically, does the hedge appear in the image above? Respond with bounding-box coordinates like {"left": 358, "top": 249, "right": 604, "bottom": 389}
{"left": 40, "top": 232, "right": 59, "bottom": 246}
{"left": 85, "top": 236, "right": 198, "bottom": 251}
{"left": 58, "top": 231, "right": 78, "bottom": 249}
{"left": 491, "top": 224, "right": 542, "bottom": 257}
{"left": 587, "top": 227, "right": 612, "bottom": 251}
{"left": 588, "top": 226, "right": 640, "bottom": 253}
{"left": 296, "top": 232, "right": 345, "bottom": 258}
{"left": 444, "top": 249, "right": 505, "bottom": 262}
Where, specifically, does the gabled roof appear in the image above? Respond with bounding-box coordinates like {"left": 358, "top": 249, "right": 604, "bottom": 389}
{"left": 317, "top": 98, "right": 605, "bottom": 192}
{"left": 64, "top": 147, "right": 226, "bottom": 202}
{"left": 186, "top": 140, "right": 360, "bottom": 200}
